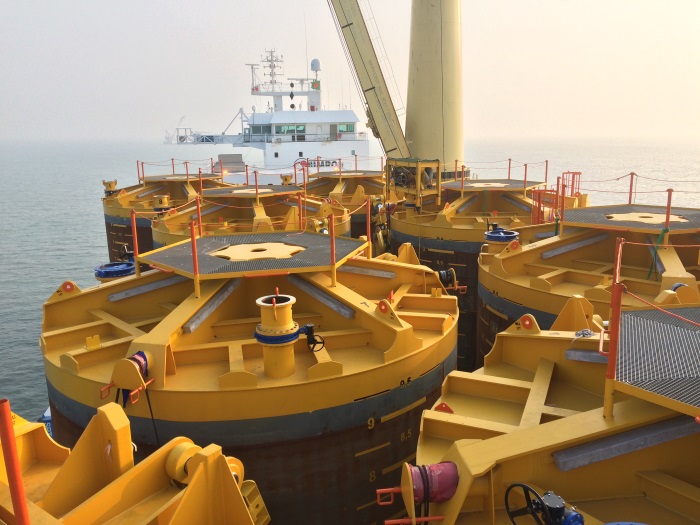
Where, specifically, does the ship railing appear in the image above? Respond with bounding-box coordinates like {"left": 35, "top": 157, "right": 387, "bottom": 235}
{"left": 603, "top": 221, "right": 700, "bottom": 423}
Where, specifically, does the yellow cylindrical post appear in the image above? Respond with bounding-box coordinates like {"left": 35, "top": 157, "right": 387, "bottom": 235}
{"left": 256, "top": 294, "right": 299, "bottom": 379}
{"left": 405, "top": 0, "right": 463, "bottom": 164}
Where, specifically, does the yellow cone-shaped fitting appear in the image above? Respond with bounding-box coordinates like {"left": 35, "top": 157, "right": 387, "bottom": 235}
{"left": 256, "top": 294, "right": 299, "bottom": 378}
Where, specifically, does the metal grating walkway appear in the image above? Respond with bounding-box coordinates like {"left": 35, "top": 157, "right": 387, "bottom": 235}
{"left": 617, "top": 307, "right": 700, "bottom": 409}
{"left": 565, "top": 204, "right": 700, "bottom": 231}
{"left": 201, "top": 185, "right": 302, "bottom": 197}
{"left": 139, "top": 232, "right": 366, "bottom": 278}
{"left": 442, "top": 178, "right": 544, "bottom": 191}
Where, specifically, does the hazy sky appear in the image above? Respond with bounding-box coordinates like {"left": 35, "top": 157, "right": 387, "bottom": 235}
{"left": 2, "top": 1, "right": 699, "bottom": 142}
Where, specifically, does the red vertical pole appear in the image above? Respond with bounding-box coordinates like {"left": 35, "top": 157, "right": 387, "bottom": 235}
{"left": 523, "top": 163, "right": 528, "bottom": 190}
{"left": 190, "top": 221, "right": 199, "bottom": 275}
{"left": 355, "top": 154, "right": 358, "bottom": 171}
{"left": 607, "top": 238, "right": 625, "bottom": 380}
{"left": 338, "top": 158, "right": 342, "bottom": 176}
{"left": 219, "top": 159, "right": 223, "bottom": 178}
{"left": 171, "top": 158, "right": 175, "bottom": 176}
{"left": 254, "top": 170, "right": 259, "bottom": 199}
{"left": 294, "top": 163, "right": 298, "bottom": 186}
{"left": 665, "top": 189, "right": 673, "bottom": 229}
{"left": 136, "top": 160, "right": 141, "bottom": 183}
{"left": 210, "top": 158, "right": 214, "bottom": 173}
{"left": 454, "top": 159, "right": 458, "bottom": 181}
{"left": 544, "top": 160, "right": 549, "bottom": 187}
{"left": 556, "top": 176, "right": 562, "bottom": 213}
{"left": 245, "top": 164, "right": 249, "bottom": 185}
{"left": 198, "top": 168, "right": 203, "bottom": 195}
{"left": 131, "top": 209, "right": 139, "bottom": 257}
{"left": 297, "top": 193, "right": 303, "bottom": 232}
{"left": 316, "top": 156, "right": 320, "bottom": 173}
{"left": 507, "top": 158, "right": 512, "bottom": 180}
{"left": 0, "top": 399, "right": 30, "bottom": 525}
{"left": 560, "top": 184, "right": 566, "bottom": 223}
{"left": 196, "top": 195, "right": 203, "bottom": 236}
{"left": 185, "top": 161, "right": 189, "bottom": 176}
{"left": 329, "top": 214, "right": 336, "bottom": 264}
{"left": 628, "top": 172, "right": 635, "bottom": 205}
{"left": 461, "top": 165, "right": 465, "bottom": 191}
{"left": 366, "top": 198, "right": 371, "bottom": 239}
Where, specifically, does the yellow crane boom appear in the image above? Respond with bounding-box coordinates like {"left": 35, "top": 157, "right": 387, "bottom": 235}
{"left": 327, "top": 0, "right": 411, "bottom": 159}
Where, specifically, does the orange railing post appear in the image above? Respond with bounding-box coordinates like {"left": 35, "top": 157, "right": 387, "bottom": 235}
{"left": 171, "top": 158, "right": 175, "bottom": 176}
{"left": 297, "top": 193, "right": 303, "bottom": 232}
{"left": 507, "top": 158, "right": 512, "bottom": 180}
{"left": 196, "top": 195, "right": 203, "bottom": 236}
{"left": 130, "top": 209, "right": 139, "bottom": 257}
{"left": 628, "top": 172, "right": 635, "bottom": 205}
{"left": 355, "top": 154, "right": 358, "bottom": 171}
{"left": 604, "top": 237, "right": 626, "bottom": 418}
{"left": 523, "top": 163, "right": 528, "bottom": 192}
{"left": 245, "top": 164, "right": 249, "bottom": 185}
{"left": 329, "top": 213, "right": 337, "bottom": 286}
{"left": 365, "top": 198, "right": 372, "bottom": 258}
{"left": 190, "top": 221, "right": 200, "bottom": 298}
{"left": 198, "top": 168, "right": 203, "bottom": 195}
{"left": 0, "top": 399, "right": 30, "bottom": 525}
{"left": 454, "top": 159, "right": 458, "bottom": 181}
{"left": 254, "top": 170, "right": 259, "bottom": 201}
{"left": 544, "top": 159, "right": 549, "bottom": 187}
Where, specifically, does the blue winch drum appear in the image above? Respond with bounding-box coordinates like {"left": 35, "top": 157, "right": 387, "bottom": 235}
{"left": 484, "top": 228, "right": 519, "bottom": 242}
{"left": 94, "top": 261, "right": 136, "bottom": 279}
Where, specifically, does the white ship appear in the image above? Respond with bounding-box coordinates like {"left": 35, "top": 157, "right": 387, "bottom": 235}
{"left": 167, "top": 50, "right": 372, "bottom": 171}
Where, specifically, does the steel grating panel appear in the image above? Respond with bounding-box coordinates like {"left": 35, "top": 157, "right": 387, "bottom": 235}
{"left": 202, "top": 185, "right": 302, "bottom": 197}
{"left": 564, "top": 205, "right": 700, "bottom": 231}
{"left": 442, "top": 179, "right": 543, "bottom": 191}
{"left": 139, "top": 232, "right": 365, "bottom": 277}
{"left": 617, "top": 308, "right": 700, "bottom": 408}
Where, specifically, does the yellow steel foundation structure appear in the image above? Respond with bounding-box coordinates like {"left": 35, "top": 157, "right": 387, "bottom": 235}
{"left": 40, "top": 231, "right": 459, "bottom": 524}
{"left": 0, "top": 400, "right": 268, "bottom": 525}
{"left": 376, "top": 294, "right": 700, "bottom": 524}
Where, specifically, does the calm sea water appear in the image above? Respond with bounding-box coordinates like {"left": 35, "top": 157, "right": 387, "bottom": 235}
{"left": 0, "top": 137, "right": 698, "bottom": 419}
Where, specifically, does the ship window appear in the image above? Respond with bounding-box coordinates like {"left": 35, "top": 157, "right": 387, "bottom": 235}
{"left": 338, "top": 124, "right": 355, "bottom": 132}
{"left": 274, "top": 152, "right": 279, "bottom": 158}
{"left": 263, "top": 125, "right": 271, "bottom": 134}
{"left": 252, "top": 125, "right": 261, "bottom": 134}
{"left": 275, "top": 124, "right": 305, "bottom": 135}
{"left": 299, "top": 152, "right": 303, "bottom": 157}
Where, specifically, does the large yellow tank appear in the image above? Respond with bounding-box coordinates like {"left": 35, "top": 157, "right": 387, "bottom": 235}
{"left": 40, "top": 231, "right": 459, "bottom": 524}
